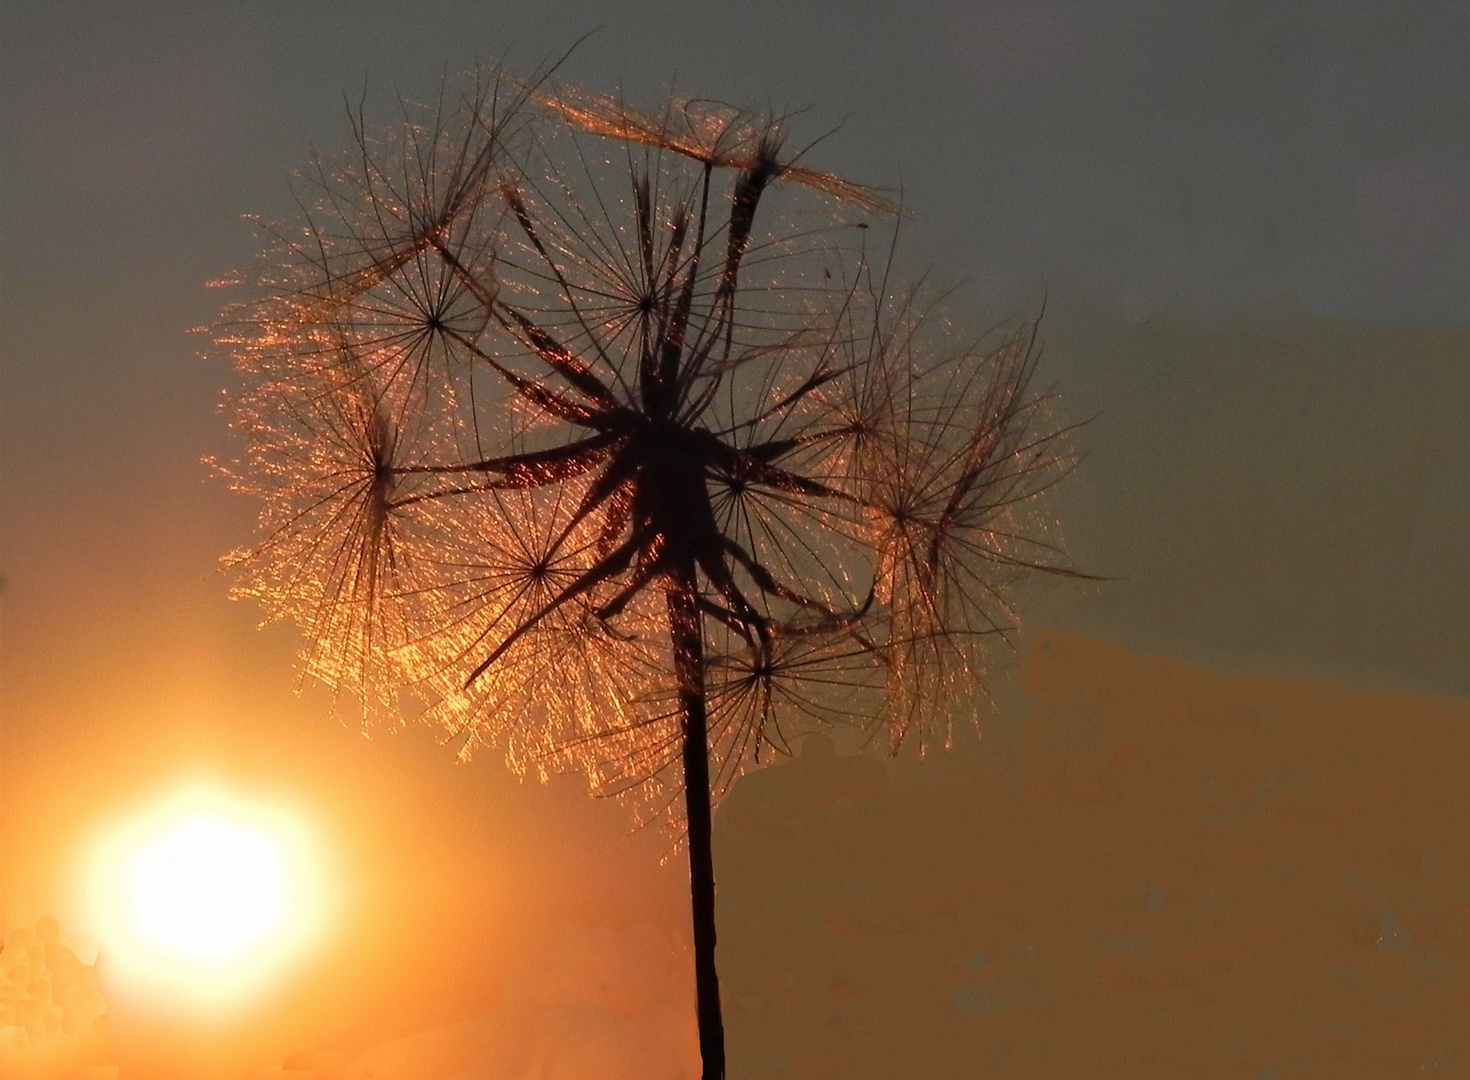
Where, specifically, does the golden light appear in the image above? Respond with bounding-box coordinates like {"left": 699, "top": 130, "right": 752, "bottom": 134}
{"left": 84, "top": 779, "right": 329, "bottom": 1012}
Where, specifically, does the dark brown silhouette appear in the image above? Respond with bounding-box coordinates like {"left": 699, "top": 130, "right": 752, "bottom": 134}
{"left": 216, "top": 63, "right": 1081, "bottom": 1079}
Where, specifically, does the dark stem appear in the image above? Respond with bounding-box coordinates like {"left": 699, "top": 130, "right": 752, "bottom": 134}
{"left": 667, "top": 570, "right": 726, "bottom": 1080}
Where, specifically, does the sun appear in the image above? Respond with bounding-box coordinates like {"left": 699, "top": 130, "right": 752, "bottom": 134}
{"left": 85, "top": 780, "right": 328, "bottom": 1010}
{"left": 123, "top": 814, "right": 289, "bottom": 965}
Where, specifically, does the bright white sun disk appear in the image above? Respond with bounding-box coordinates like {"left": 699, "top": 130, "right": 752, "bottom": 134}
{"left": 125, "top": 815, "right": 289, "bottom": 965}
{"left": 86, "top": 781, "right": 327, "bottom": 1010}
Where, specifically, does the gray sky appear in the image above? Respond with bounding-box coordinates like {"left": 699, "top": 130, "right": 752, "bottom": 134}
{"left": 3, "top": 0, "right": 1468, "bottom": 752}
{"left": 4, "top": 0, "right": 1468, "bottom": 753}
{"left": 7, "top": 1, "right": 1470, "bottom": 329}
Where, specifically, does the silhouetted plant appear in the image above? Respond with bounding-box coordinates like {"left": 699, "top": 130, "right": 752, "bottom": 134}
{"left": 216, "top": 60, "right": 1083, "bottom": 1080}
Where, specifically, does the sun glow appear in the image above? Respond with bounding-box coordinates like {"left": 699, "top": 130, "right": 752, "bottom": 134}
{"left": 86, "top": 781, "right": 328, "bottom": 1010}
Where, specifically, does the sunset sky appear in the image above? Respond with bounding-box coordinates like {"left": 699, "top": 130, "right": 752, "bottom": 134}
{"left": 3, "top": 3, "right": 1469, "bottom": 1077}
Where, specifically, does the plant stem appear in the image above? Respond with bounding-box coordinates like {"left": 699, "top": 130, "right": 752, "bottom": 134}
{"left": 668, "top": 573, "right": 726, "bottom": 1080}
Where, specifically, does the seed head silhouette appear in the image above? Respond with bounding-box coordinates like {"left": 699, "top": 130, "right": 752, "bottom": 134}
{"left": 216, "top": 61, "right": 1085, "bottom": 1079}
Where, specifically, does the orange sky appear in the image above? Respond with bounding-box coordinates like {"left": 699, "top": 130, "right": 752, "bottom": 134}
{"left": 3, "top": 292, "right": 1469, "bottom": 1078}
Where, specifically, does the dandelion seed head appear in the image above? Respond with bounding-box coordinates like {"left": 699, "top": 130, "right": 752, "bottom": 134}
{"left": 215, "top": 64, "right": 1082, "bottom": 834}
